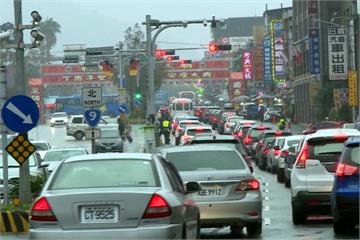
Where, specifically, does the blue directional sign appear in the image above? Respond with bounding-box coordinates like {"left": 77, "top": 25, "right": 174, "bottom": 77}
{"left": 118, "top": 104, "right": 128, "bottom": 114}
{"left": 84, "top": 109, "right": 101, "bottom": 127}
{"left": 1, "top": 95, "right": 39, "bottom": 133}
{"left": 135, "top": 99, "right": 142, "bottom": 106}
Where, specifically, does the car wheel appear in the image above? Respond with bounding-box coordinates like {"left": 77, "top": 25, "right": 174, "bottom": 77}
{"left": 230, "top": 225, "right": 243, "bottom": 236}
{"left": 74, "top": 131, "right": 84, "bottom": 140}
{"left": 292, "top": 207, "right": 307, "bottom": 225}
{"left": 277, "top": 169, "right": 285, "bottom": 183}
{"left": 246, "top": 222, "right": 262, "bottom": 238}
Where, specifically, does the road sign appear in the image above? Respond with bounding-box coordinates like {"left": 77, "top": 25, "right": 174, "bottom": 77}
{"left": 135, "top": 99, "right": 142, "bottom": 106}
{"left": 85, "top": 128, "right": 101, "bottom": 139}
{"left": 119, "top": 103, "right": 128, "bottom": 113}
{"left": 348, "top": 70, "right": 358, "bottom": 107}
{"left": 118, "top": 88, "right": 126, "bottom": 103}
{"left": 5, "top": 134, "right": 35, "bottom": 165}
{"left": 82, "top": 87, "right": 102, "bottom": 107}
{"left": 84, "top": 109, "right": 101, "bottom": 127}
{"left": 1, "top": 95, "right": 39, "bottom": 133}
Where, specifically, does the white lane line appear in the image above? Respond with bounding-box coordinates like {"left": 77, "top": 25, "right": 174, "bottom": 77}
{"left": 264, "top": 196, "right": 270, "bottom": 201}
{"left": 264, "top": 205, "right": 270, "bottom": 211}
{"left": 263, "top": 189, "right": 270, "bottom": 193}
{"left": 264, "top": 217, "right": 271, "bottom": 226}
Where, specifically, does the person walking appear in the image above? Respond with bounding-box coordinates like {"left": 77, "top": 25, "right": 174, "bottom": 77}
{"left": 257, "top": 104, "right": 266, "bottom": 122}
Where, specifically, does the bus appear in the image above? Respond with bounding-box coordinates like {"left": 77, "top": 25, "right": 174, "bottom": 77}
{"left": 45, "top": 94, "right": 120, "bottom": 117}
{"left": 169, "top": 98, "right": 194, "bottom": 116}
{"left": 178, "top": 91, "right": 196, "bottom": 102}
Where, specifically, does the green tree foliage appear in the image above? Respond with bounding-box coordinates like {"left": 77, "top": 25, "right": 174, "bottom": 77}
{"left": 37, "top": 18, "right": 61, "bottom": 63}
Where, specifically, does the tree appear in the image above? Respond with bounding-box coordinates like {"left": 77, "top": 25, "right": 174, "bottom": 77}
{"left": 124, "top": 23, "right": 144, "bottom": 50}
{"left": 37, "top": 18, "right": 61, "bottom": 63}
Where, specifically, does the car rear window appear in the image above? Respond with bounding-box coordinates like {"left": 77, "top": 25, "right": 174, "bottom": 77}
{"left": 187, "top": 128, "right": 212, "bottom": 136}
{"left": 287, "top": 139, "right": 301, "bottom": 147}
{"left": 229, "top": 118, "right": 242, "bottom": 123}
{"left": 308, "top": 139, "right": 347, "bottom": 162}
{"left": 265, "top": 132, "right": 292, "bottom": 138}
{"left": 250, "top": 129, "right": 268, "bottom": 138}
{"left": 50, "top": 159, "right": 159, "bottom": 189}
{"left": 179, "top": 122, "right": 200, "bottom": 128}
{"left": 44, "top": 150, "right": 86, "bottom": 162}
{"left": 341, "top": 145, "right": 360, "bottom": 165}
{"left": 166, "top": 150, "right": 246, "bottom": 171}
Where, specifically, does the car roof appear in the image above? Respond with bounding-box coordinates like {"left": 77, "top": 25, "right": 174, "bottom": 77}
{"left": 160, "top": 144, "right": 235, "bottom": 154}
{"left": 194, "top": 135, "right": 237, "bottom": 141}
{"left": 70, "top": 115, "right": 83, "bottom": 118}
{"left": 64, "top": 153, "right": 153, "bottom": 163}
{"left": 46, "top": 148, "right": 87, "bottom": 152}
{"left": 283, "top": 135, "right": 304, "bottom": 141}
{"left": 186, "top": 125, "right": 212, "bottom": 130}
{"left": 179, "top": 119, "right": 200, "bottom": 123}
{"left": 306, "top": 128, "right": 360, "bottom": 140}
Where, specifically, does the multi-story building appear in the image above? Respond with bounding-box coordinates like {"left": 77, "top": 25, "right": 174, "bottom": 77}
{"left": 292, "top": 0, "right": 358, "bottom": 123}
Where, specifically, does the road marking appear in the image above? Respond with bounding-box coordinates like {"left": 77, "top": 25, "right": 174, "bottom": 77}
{"left": 263, "top": 189, "right": 270, "bottom": 193}
{"left": 264, "top": 217, "right": 271, "bottom": 225}
{"left": 264, "top": 205, "right": 270, "bottom": 211}
{"left": 264, "top": 196, "right": 270, "bottom": 201}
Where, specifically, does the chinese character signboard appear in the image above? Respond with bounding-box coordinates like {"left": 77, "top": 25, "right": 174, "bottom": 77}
{"left": 242, "top": 51, "right": 253, "bottom": 80}
{"left": 328, "top": 26, "right": 348, "bottom": 80}
{"left": 309, "top": 29, "right": 320, "bottom": 74}
{"left": 263, "top": 36, "right": 272, "bottom": 84}
{"left": 271, "top": 20, "right": 286, "bottom": 83}
{"left": 308, "top": 0, "right": 318, "bottom": 14}
{"left": 348, "top": 70, "right": 358, "bottom": 107}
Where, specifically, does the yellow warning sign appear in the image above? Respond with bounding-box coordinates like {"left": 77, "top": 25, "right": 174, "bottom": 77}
{"left": 348, "top": 70, "right": 358, "bottom": 107}
{"left": 5, "top": 134, "right": 36, "bottom": 165}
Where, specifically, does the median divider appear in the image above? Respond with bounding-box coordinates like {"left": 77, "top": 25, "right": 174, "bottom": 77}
{"left": 0, "top": 211, "right": 29, "bottom": 233}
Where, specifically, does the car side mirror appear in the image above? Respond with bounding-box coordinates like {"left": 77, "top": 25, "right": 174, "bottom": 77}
{"left": 274, "top": 145, "right": 280, "bottom": 150}
{"left": 285, "top": 155, "right": 296, "bottom": 165}
{"left": 185, "top": 182, "right": 201, "bottom": 194}
{"left": 40, "top": 162, "right": 49, "bottom": 168}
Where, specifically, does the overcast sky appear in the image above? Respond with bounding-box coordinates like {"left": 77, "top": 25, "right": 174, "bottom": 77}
{"left": 0, "top": 0, "right": 293, "bottom": 59}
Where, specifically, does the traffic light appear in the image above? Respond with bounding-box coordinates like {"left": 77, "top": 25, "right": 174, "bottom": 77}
{"left": 164, "top": 49, "right": 175, "bottom": 55}
{"left": 135, "top": 92, "right": 142, "bottom": 100}
{"left": 100, "top": 60, "right": 114, "bottom": 77}
{"left": 208, "top": 42, "right": 232, "bottom": 52}
{"left": 129, "top": 58, "right": 139, "bottom": 76}
{"left": 155, "top": 49, "right": 175, "bottom": 58}
{"left": 166, "top": 55, "right": 179, "bottom": 61}
{"left": 180, "top": 59, "right": 192, "bottom": 64}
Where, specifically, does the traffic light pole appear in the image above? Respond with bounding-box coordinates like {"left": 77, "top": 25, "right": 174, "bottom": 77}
{"left": 14, "top": 0, "right": 32, "bottom": 204}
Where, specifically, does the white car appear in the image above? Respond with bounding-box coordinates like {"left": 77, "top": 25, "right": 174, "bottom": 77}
{"left": 174, "top": 120, "right": 201, "bottom": 145}
{"left": 50, "top": 112, "right": 68, "bottom": 127}
{"left": 32, "top": 140, "right": 52, "bottom": 160}
{"left": 266, "top": 135, "right": 303, "bottom": 181}
{"left": 286, "top": 128, "right": 360, "bottom": 225}
{"left": 42, "top": 148, "right": 89, "bottom": 173}
{"left": 223, "top": 116, "right": 244, "bottom": 135}
{"left": 180, "top": 126, "right": 214, "bottom": 145}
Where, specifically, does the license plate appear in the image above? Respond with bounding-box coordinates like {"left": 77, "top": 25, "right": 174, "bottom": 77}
{"left": 106, "top": 146, "right": 112, "bottom": 150}
{"left": 198, "top": 185, "right": 224, "bottom": 197}
{"left": 80, "top": 205, "right": 119, "bottom": 223}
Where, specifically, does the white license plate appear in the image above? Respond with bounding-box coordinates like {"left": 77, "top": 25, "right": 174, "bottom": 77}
{"left": 105, "top": 146, "right": 112, "bottom": 150}
{"left": 198, "top": 186, "right": 224, "bottom": 197}
{"left": 80, "top": 205, "right": 119, "bottom": 223}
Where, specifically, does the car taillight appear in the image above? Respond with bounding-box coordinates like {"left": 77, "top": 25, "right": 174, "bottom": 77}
{"left": 274, "top": 149, "right": 280, "bottom": 156}
{"left": 225, "top": 123, "right": 229, "bottom": 128}
{"left": 237, "top": 131, "right": 243, "bottom": 138}
{"left": 262, "top": 148, "right": 269, "bottom": 154}
{"left": 244, "top": 136, "right": 252, "bottom": 145}
{"left": 296, "top": 143, "right": 309, "bottom": 168}
{"left": 235, "top": 179, "right": 260, "bottom": 192}
{"left": 336, "top": 163, "right": 358, "bottom": 176}
{"left": 31, "top": 197, "right": 57, "bottom": 222}
{"left": 142, "top": 194, "right": 171, "bottom": 218}
{"left": 280, "top": 150, "right": 288, "bottom": 157}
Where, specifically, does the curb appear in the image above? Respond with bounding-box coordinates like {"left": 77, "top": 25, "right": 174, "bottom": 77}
{"left": 0, "top": 211, "right": 29, "bottom": 233}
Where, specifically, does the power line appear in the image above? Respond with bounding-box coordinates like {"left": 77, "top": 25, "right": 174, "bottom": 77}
{"left": 156, "top": 41, "right": 207, "bottom": 46}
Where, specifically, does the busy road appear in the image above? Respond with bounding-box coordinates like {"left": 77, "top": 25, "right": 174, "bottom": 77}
{"left": 2, "top": 118, "right": 358, "bottom": 240}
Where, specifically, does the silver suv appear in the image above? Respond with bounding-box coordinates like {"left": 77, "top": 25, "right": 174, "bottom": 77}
{"left": 66, "top": 115, "right": 117, "bottom": 140}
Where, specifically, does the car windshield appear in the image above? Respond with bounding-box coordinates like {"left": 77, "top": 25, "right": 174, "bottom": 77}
{"left": 101, "top": 129, "right": 119, "bottom": 138}
{"left": 288, "top": 140, "right": 301, "bottom": 147}
{"left": 166, "top": 150, "right": 245, "bottom": 171}
{"left": 33, "top": 142, "right": 50, "bottom": 151}
{"left": 250, "top": 129, "right": 268, "bottom": 138}
{"left": 43, "top": 150, "right": 86, "bottom": 162}
{"left": 0, "top": 154, "right": 36, "bottom": 167}
{"left": 49, "top": 160, "right": 159, "bottom": 189}
{"left": 52, "top": 113, "right": 67, "bottom": 118}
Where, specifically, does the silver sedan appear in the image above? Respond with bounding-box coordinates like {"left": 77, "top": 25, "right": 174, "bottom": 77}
{"left": 30, "top": 153, "right": 200, "bottom": 239}
{"left": 158, "top": 145, "right": 263, "bottom": 238}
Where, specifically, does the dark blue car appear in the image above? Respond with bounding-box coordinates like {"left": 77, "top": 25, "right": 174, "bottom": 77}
{"left": 331, "top": 136, "right": 360, "bottom": 234}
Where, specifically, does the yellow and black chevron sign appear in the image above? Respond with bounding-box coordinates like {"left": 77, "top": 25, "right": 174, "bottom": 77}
{"left": 0, "top": 211, "right": 29, "bottom": 233}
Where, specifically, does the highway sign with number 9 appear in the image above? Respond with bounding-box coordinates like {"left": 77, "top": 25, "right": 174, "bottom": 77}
{"left": 84, "top": 109, "right": 101, "bottom": 127}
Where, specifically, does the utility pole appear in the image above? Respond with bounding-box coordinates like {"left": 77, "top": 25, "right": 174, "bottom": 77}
{"left": 14, "top": 0, "right": 32, "bottom": 203}
{"left": 0, "top": 64, "right": 9, "bottom": 205}
{"left": 145, "top": 15, "right": 155, "bottom": 124}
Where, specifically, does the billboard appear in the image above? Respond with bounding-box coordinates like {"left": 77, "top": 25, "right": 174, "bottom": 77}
{"left": 242, "top": 51, "right": 253, "bottom": 80}
{"left": 328, "top": 26, "right": 348, "bottom": 80}
{"left": 271, "top": 20, "right": 286, "bottom": 83}
{"left": 263, "top": 36, "right": 272, "bottom": 84}
{"left": 309, "top": 29, "right": 320, "bottom": 74}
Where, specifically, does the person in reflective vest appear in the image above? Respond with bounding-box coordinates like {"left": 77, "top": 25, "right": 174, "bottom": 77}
{"left": 160, "top": 118, "right": 171, "bottom": 144}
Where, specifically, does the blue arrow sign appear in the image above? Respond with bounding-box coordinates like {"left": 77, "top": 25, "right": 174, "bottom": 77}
{"left": 118, "top": 103, "right": 128, "bottom": 114}
{"left": 84, "top": 109, "right": 101, "bottom": 127}
{"left": 1, "top": 95, "right": 39, "bottom": 133}
{"left": 135, "top": 99, "right": 142, "bottom": 106}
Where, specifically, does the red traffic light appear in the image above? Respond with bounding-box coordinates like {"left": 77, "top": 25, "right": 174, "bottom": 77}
{"left": 155, "top": 49, "right": 165, "bottom": 58}
{"left": 208, "top": 42, "right": 232, "bottom": 52}
{"left": 180, "top": 59, "right": 192, "bottom": 64}
{"left": 209, "top": 43, "right": 218, "bottom": 52}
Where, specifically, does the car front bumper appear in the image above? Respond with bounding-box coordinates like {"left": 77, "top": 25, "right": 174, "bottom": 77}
{"left": 196, "top": 191, "right": 262, "bottom": 227}
{"left": 30, "top": 223, "right": 182, "bottom": 239}
{"left": 95, "top": 146, "right": 123, "bottom": 153}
